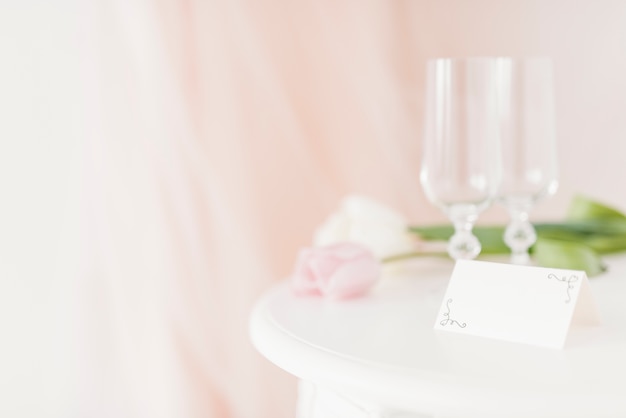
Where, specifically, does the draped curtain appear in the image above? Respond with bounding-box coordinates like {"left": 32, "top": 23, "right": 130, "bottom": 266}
{"left": 79, "top": 2, "right": 434, "bottom": 417}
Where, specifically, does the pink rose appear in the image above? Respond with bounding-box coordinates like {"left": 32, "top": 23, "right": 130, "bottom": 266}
{"left": 291, "top": 242, "right": 381, "bottom": 299}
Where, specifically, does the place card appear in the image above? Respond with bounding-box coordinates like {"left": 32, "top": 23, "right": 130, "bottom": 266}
{"left": 434, "top": 260, "right": 600, "bottom": 349}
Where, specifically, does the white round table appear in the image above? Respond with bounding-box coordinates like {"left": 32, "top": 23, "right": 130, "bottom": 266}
{"left": 249, "top": 256, "right": 626, "bottom": 418}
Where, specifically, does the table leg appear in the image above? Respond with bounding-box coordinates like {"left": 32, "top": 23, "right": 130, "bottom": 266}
{"left": 296, "top": 380, "right": 433, "bottom": 418}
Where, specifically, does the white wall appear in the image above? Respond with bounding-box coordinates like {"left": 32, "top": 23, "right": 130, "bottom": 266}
{"left": 0, "top": 2, "right": 80, "bottom": 417}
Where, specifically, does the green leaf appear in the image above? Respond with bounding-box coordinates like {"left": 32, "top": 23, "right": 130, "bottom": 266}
{"left": 412, "top": 219, "right": 626, "bottom": 255}
{"left": 584, "top": 235, "right": 626, "bottom": 254}
{"left": 536, "top": 220, "right": 626, "bottom": 236}
{"left": 533, "top": 237, "right": 606, "bottom": 277}
{"left": 409, "top": 225, "right": 509, "bottom": 254}
{"left": 567, "top": 195, "right": 626, "bottom": 221}
{"left": 408, "top": 195, "right": 626, "bottom": 276}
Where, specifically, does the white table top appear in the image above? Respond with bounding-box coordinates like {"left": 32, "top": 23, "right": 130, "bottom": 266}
{"left": 250, "top": 255, "right": 626, "bottom": 418}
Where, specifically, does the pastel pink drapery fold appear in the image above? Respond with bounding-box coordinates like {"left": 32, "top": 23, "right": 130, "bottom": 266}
{"left": 78, "top": 1, "right": 626, "bottom": 418}
{"left": 79, "top": 2, "right": 431, "bottom": 417}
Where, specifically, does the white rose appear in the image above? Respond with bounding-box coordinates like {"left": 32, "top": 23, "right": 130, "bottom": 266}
{"left": 314, "top": 195, "right": 416, "bottom": 259}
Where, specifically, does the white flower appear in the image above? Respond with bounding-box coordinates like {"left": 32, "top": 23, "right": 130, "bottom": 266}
{"left": 314, "top": 195, "right": 416, "bottom": 259}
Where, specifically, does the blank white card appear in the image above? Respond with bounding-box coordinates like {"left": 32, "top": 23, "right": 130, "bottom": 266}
{"left": 434, "top": 260, "right": 600, "bottom": 349}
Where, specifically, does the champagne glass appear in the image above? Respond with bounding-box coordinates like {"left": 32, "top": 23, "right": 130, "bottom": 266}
{"left": 495, "top": 57, "right": 558, "bottom": 264}
{"left": 421, "top": 58, "right": 502, "bottom": 260}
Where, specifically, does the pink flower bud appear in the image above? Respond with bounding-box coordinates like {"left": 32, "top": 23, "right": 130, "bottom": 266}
{"left": 291, "top": 242, "right": 380, "bottom": 299}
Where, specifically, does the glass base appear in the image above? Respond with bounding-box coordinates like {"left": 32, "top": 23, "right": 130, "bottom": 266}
{"left": 510, "top": 252, "right": 531, "bottom": 265}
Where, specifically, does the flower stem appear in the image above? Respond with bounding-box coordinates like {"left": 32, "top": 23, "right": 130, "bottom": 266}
{"left": 381, "top": 251, "right": 447, "bottom": 264}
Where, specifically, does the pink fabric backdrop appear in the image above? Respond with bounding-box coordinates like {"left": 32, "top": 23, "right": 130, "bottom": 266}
{"left": 77, "top": 1, "right": 626, "bottom": 417}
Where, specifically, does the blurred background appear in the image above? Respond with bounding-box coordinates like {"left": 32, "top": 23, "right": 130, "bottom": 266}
{"left": 2, "top": 1, "right": 626, "bottom": 417}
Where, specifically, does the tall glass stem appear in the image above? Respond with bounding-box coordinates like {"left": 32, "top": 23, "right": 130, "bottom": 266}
{"left": 447, "top": 209, "right": 481, "bottom": 260}
{"left": 504, "top": 206, "right": 536, "bottom": 265}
